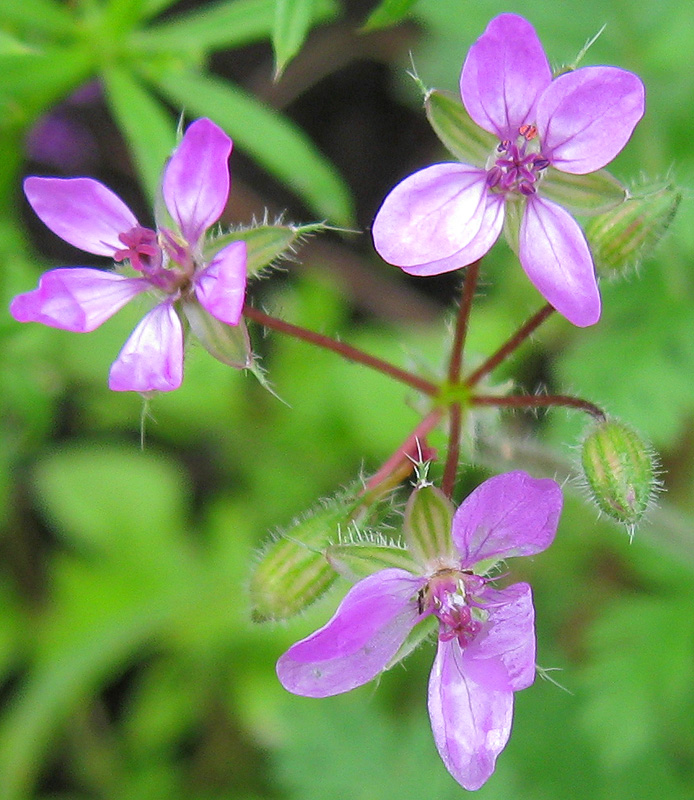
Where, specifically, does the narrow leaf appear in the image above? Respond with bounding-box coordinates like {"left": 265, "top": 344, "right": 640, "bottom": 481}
{"left": 144, "top": 67, "right": 355, "bottom": 225}
{"left": 273, "top": 0, "right": 315, "bottom": 79}
{"left": 103, "top": 66, "right": 177, "bottom": 203}
{"left": 0, "top": 31, "right": 36, "bottom": 56}
{"left": 362, "top": 0, "right": 420, "bottom": 32}
{"left": 136, "top": 0, "right": 277, "bottom": 53}
{"left": 0, "top": 46, "right": 93, "bottom": 122}
{"left": 0, "top": 0, "right": 74, "bottom": 35}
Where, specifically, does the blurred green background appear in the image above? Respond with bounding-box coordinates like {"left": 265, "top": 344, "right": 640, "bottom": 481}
{"left": 2, "top": 0, "right": 694, "bottom": 797}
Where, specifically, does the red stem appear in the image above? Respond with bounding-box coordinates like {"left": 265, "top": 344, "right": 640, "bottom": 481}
{"left": 442, "top": 262, "right": 480, "bottom": 497}
{"left": 465, "top": 303, "right": 554, "bottom": 386}
{"left": 243, "top": 304, "right": 438, "bottom": 396}
{"left": 472, "top": 393, "right": 607, "bottom": 420}
{"left": 364, "top": 408, "right": 444, "bottom": 492}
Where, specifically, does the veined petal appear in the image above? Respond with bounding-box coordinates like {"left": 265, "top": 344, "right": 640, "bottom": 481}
{"left": 428, "top": 638, "right": 514, "bottom": 790}
{"left": 538, "top": 66, "right": 645, "bottom": 174}
{"left": 276, "top": 568, "right": 424, "bottom": 698}
{"left": 24, "top": 177, "right": 139, "bottom": 257}
{"left": 462, "top": 584, "right": 536, "bottom": 692}
{"left": 372, "top": 164, "right": 487, "bottom": 269}
{"left": 10, "top": 268, "right": 148, "bottom": 332}
{"left": 108, "top": 302, "right": 183, "bottom": 392}
{"left": 520, "top": 195, "right": 601, "bottom": 326}
{"left": 163, "top": 118, "right": 232, "bottom": 247}
{"left": 452, "top": 471, "right": 562, "bottom": 566}
{"left": 400, "top": 193, "right": 504, "bottom": 277}
{"left": 194, "top": 240, "right": 247, "bottom": 326}
{"left": 460, "top": 14, "right": 551, "bottom": 140}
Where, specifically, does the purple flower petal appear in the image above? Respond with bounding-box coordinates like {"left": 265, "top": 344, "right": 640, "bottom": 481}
{"left": 460, "top": 14, "right": 551, "bottom": 140}
{"left": 538, "top": 66, "right": 645, "bottom": 175}
{"left": 276, "top": 569, "right": 424, "bottom": 698}
{"left": 108, "top": 302, "right": 183, "bottom": 392}
{"left": 452, "top": 471, "right": 562, "bottom": 566}
{"left": 428, "top": 638, "right": 514, "bottom": 790}
{"left": 520, "top": 194, "right": 601, "bottom": 327}
{"left": 10, "top": 268, "right": 148, "bottom": 332}
{"left": 462, "top": 583, "right": 536, "bottom": 692}
{"left": 194, "top": 240, "right": 247, "bottom": 326}
{"left": 372, "top": 164, "right": 488, "bottom": 269}
{"left": 24, "top": 177, "right": 139, "bottom": 257}
{"left": 163, "top": 118, "right": 232, "bottom": 247}
{"left": 399, "top": 193, "right": 505, "bottom": 276}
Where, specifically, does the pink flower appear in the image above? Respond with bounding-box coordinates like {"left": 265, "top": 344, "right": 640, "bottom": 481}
{"left": 276, "top": 471, "right": 563, "bottom": 790}
{"left": 10, "top": 118, "right": 247, "bottom": 392}
{"left": 372, "top": 14, "right": 645, "bottom": 327}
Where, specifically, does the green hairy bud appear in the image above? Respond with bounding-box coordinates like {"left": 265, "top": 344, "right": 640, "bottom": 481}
{"left": 250, "top": 490, "right": 362, "bottom": 622}
{"left": 581, "top": 419, "right": 659, "bottom": 536}
{"left": 585, "top": 181, "right": 681, "bottom": 279}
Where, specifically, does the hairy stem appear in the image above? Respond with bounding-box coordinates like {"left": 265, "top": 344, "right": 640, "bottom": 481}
{"left": 466, "top": 303, "right": 554, "bottom": 386}
{"left": 243, "top": 304, "right": 438, "bottom": 396}
{"left": 442, "top": 262, "right": 480, "bottom": 497}
{"left": 472, "top": 393, "right": 607, "bottom": 420}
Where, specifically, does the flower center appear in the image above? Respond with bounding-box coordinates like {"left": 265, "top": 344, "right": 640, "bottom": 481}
{"left": 486, "top": 125, "right": 550, "bottom": 197}
{"left": 418, "top": 568, "right": 485, "bottom": 648}
{"left": 114, "top": 226, "right": 161, "bottom": 274}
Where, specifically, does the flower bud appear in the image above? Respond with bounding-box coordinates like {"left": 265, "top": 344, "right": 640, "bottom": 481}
{"left": 581, "top": 419, "right": 658, "bottom": 534}
{"left": 249, "top": 490, "right": 363, "bottom": 622}
{"left": 584, "top": 182, "right": 681, "bottom": 279}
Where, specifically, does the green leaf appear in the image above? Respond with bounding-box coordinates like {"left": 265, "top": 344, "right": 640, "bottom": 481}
{"left": 424, "top": 89, "right": 495, "bottom": 166}
{"left": 31, "top": 443, "right": 189, "bottom": 559}
{"left": 272, "top": 0, "right": 322, "bottom": 79}
{"left": 135, "top": 0, "right": 277, "bottom": 53}
{"left": 361, "top": 0, "right": 420, "bottom": 32}
{"left": 143, "top": 67, "right": 355, "bottom": 226}
{"left": 0, "top": 46, "right": 93, "bottom": 124}
{"left": 138, "top": 0, "right": 181, "bottom": 19}
{"left": 102, "top": 66, "right": 177, "bottom": 202}
{"left": 542, "top": 168, "right": 627, "bottom": 216}
{"left": 0, "top": 0, "right": 74, "bottom": 35}
{"left": 0, "top": 30, "right": 36, "bottom": 55}
{"left": 0, "top": 567, "right": 176, "bottom": 800}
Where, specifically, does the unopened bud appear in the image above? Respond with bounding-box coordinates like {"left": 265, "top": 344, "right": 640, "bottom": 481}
{"left": 581, "top": 419, "right": 658, "bottom": 534}
{"left": 249, "top": 490, "right": 362, "bottom": 622}
{"left": 585, "top": 182, "right": 681, "bottom": 279}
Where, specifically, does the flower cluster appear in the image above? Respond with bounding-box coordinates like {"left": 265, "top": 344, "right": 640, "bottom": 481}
{"left": 372, "top": 13, "right": 645, "bottom": 327}
{"left": 11, "top": 118, "right": 247, "bottom": 392}
{"left": 8, "top": 10, "right": 660, "bottom": 795}
{"left": 277, "top": 472, "right": 563, "bottom": 789}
